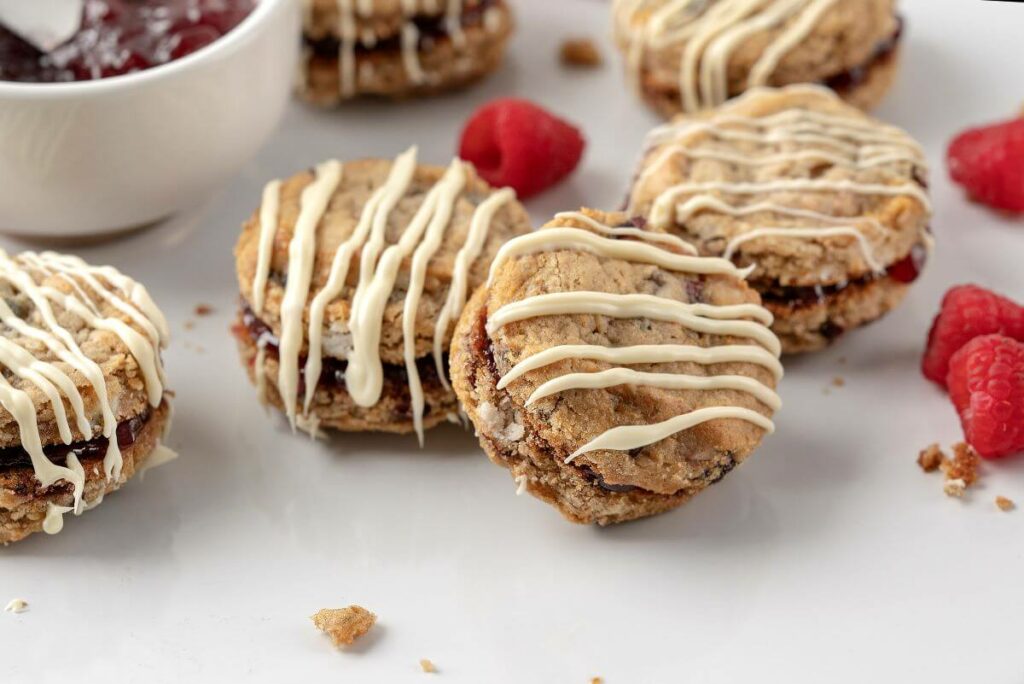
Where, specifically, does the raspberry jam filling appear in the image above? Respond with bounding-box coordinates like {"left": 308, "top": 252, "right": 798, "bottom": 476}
{"left": 234, "top": 305, "right": 445, "bottom": 398}
{"left": 0, "top": 0, "right": 257, "bottom": 83}
{"left": 758, "top": 242, "right": 928, "bottom": 308}
{"left": 0, "top": 410, "right": 151, "bottom": 469}
{"left": 824, "top": 18, "right": 903, "bottom": 93}
{"left": 305, "top": 0, "right": 498, "bottom": 57}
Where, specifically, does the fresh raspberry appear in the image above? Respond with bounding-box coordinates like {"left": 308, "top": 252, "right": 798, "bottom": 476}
{"left": 458, "top": 98, "right": 585, "bottom": 199}
{"left": 945, "top": 334, "right": 1024, "bottom": 459}
{"left": 947, "top": 116, "right": 1024, "bottom": 212}
{"left": 922, "top": 285, "right": 1024, "bottom": 387}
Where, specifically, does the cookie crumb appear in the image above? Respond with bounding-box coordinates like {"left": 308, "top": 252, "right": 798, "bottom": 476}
{"left": 831, "top": 376, "right": 845, "bottom": 387}
{"left": 917, "top": 443, "right": 947, "bottom": 473}
{"left": 996, "top": 495, "right": 1015, "bottom": 512}
{"left": 942, "top": 442, "right": 980, "bottom": 486}
{"left": 194, "top": 304, "right": 214, "bottom": 316}
{"left": 944, "top": 478, "right": 967, "bottom": 498}
{"left": 311, "top": 605, "right": 376, "bottom": 647}
{"left": 560, "top": 38, "right": 602, "bottom": 68}
{"left": 419, "top": 659, "right": 438, "bottom": 673}
{"left": 4, "top": 598, "right": 27, "bottom": 614}
{"left": 183, "top": 320, "right": 195, "bottom": 331}
{"left": 591, "top": 678, "right": 604, "bottom": 684}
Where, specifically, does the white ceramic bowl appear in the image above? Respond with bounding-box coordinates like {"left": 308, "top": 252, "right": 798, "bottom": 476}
{"left": 0, "top": 0, "right": 299, "bottom": 238}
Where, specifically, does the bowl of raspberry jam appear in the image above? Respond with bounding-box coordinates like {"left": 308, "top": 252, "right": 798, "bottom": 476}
{"left": 0, "top": 0, "right": 298, "bottom": 238}
{"left": 0, "top": 0, "right": 257, "bottom": 83}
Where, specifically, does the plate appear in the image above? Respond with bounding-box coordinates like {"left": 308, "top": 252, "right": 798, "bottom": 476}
{"left": 3, "top": 0, "right": 1024, "bottom": 681}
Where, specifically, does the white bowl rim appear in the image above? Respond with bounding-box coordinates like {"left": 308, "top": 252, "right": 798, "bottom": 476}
{"left": 0, "top": 0, "right": 290, "bottom": 100}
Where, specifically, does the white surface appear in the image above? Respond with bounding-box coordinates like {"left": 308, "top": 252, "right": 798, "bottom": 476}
{"left": 0, "top": 0, "right": 297, "bottom": 237}
{"left": 3, "top": 0, "right": 1024, "bottom": 681}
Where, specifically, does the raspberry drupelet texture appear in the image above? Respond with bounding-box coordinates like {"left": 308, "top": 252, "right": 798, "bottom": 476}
{"left": 459, "top": 98, "right": 585, "bottom": 199}
{"left": 948, "top": 116, "right": 1024, "bottom": 212}
{"left": 922, "top": 285, "right": 1024, "bottom": 387}
{"left": 946, "top": 334, "right": 1024, "bottom": 460}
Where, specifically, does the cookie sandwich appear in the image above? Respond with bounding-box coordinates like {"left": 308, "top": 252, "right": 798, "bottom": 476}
{"left": 612, "top": 0, "right": 903, "bottom": 117}
{"left": 0, "top": 251, "right": 172, "bottom": 544}
{"left": 628, "top": 85, "right": 932, "bottom": 353}
{"left": 451, "top": 208, "right": 782, "bottom": 525}
{"left": 233, "top": 147, "right": 532, "bottom": 441}
{"left": 300, "top": 0, "right": 514, "bottom": 104}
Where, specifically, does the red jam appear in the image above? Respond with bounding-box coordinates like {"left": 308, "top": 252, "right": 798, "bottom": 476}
{"left": 0, "top": 0, "right": 257, "bottom": 83}
{"left": 887, "top": 243, "right": 927, "bottom": 284}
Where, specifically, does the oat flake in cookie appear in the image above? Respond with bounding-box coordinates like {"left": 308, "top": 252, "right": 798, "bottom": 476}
{"left": 612, "top": 0, "right": 903, "bottom": 117}
{"left": 299, "top": 0, "right": 514, "bottom": 104}
{"left": 0, "top": 251, "right": 172, "bottom": 545}
{"left": 233, "top": 147, "right": 532, "bottom": 442}
{"left": 450, "top": 209, "right": 782, "bottom": 525}
{"left": 628, "top": 85, "right": 932, "bottom": 354}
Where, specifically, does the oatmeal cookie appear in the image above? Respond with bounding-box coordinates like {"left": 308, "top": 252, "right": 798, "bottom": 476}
{"left": 233, "top": 148, "right": 531, "bottom": 439}
{"left": 612, "top": 0, "right": 902, "bottom": 117}
{"left": 299, "top": 0, "right": 513, "bottom": 104}
{"left": 450, "top": 208, "right": 782, "bottom": 525}
{"left": 627, "top": 85, "right": 932, "bottom": 353}
{"left": 0, "top": 251, "right": 172, "bottom": 544}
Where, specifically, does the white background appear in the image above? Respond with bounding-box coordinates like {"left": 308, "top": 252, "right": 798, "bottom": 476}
{"left": 3, "top": 0, "right": 1024, "bottom": 681}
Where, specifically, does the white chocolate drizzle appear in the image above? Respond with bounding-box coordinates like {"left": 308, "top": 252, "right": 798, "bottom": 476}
{"left": 434, "top": 188, "right": 516, "bottom": 391}
{"left": 249, "top": 148, "right": 514, "bottom": 444}
{"left": 4, "top": 598, "right": 28, "bottom": 613}
{"left": 496, "top": 343, "right": 783, "bottom": 388}
{"left": 252, "top": 179, "right": 282, "bottom": 316}
{"left": 486, "top": 227, "right": 753, "bottom": 285}
{"left": 302, "top": 147, "right": 416, "bottom": 415}
{"left": 631, "top": 86, "right": 932, "bottom": 274}
{"left": 43, "top": 503, "right": 73, "bottom": 535}
{"left": 0, "top": 251, "right": 168, "bottom": 530}
{"left": 615, "top": 0, "right": 851, "bottom": 112}
{"left": 650, "top": 179, "right": 930, "bottom": 227}
{"left": 486, "top": 215, "right": 781, "bottom": 465}
{"left": 487, "top": 291, "right": 780, "bottom": 356}
{"left": 554, "top": 211, "right": 699, "bottom": 254}
{"left": 137, "top": 444, "right": 179, "bottom": 480}
{"left": 526, "top": 367, "right": 781, "bottom": 409}
{"left": 570, "top": 406, "right": 774, "bottom": 461}
{"left": 395, "top": 161, "right": 467, "bottom": 442}
{"left": 277, "top": 160, "right": 344, "bottom": 431}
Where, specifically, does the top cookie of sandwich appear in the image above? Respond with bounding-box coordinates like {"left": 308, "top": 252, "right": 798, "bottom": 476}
{"left": 450, "top": 208, "right": 782, "bottom": 525}
{"left": 612, "top": 0, "right": 901, "bottom": 116}
{"left": 627, "top": 85, "right": 931, "bottom": 288}
{"left": 0, "top": 251, "right": 168, "bottom": 454}
{"left": 236, "top": 150, "right": 530, "bottom": 364}
{"left": 234, "top": 148, "right": 532, "bottom": 434}
{"left": 0, "top": 250, "right": 171, "bottom": 544}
